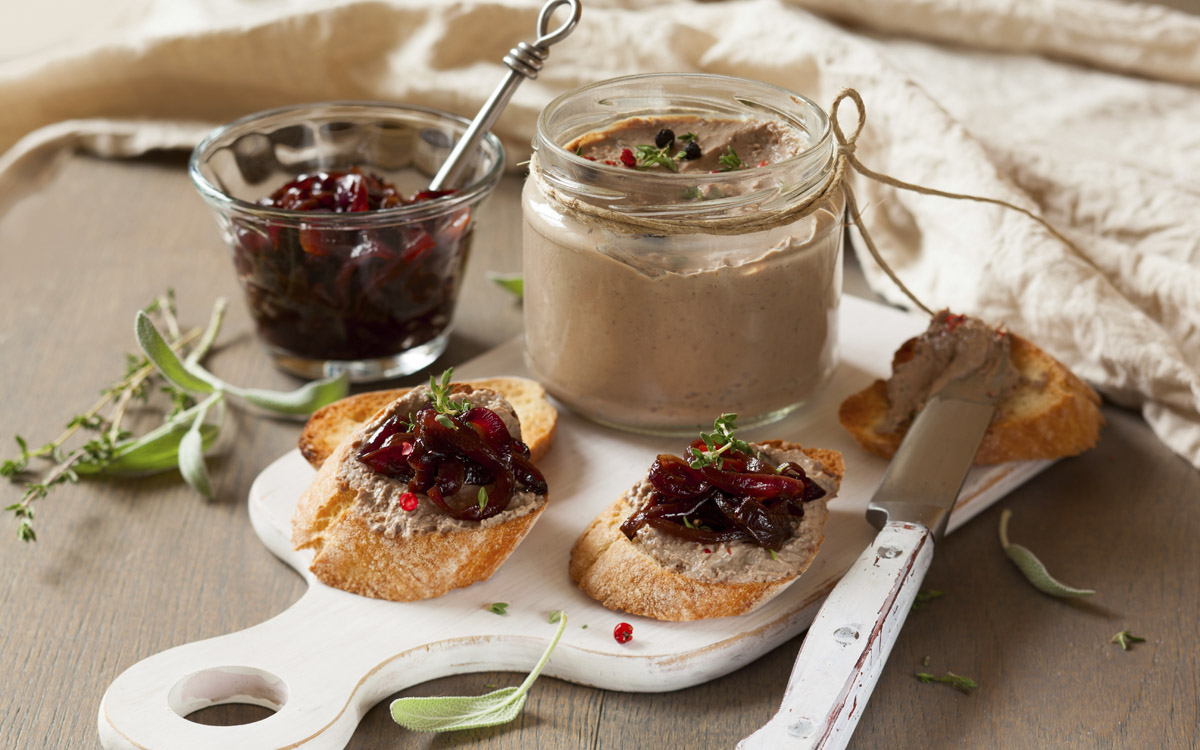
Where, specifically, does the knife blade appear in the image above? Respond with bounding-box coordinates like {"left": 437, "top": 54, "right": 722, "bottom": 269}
{"left": 737, "top": 387, "right": 997, "bottom": 750}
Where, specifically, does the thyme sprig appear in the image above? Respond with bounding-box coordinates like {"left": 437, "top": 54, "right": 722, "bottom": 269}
{"left": 717, "top": 146, "right": 743, "bottom": 172}
{"left": 633, "top": 144, "right": 679, "bottom": 172}
{"left": 686, "top": 413, "right": 758, "bottom": 470}
{"left": 4, "top": 292, "right": 348, "bottom": 542}
{"left": 1111, "top": 630, "right": 1146, "bottom": 651}
{"left": 915, "top": 671, "right": 978, "bottom": 694}
{"left": 428, "top": 368, "right": 471, "bottom": 429}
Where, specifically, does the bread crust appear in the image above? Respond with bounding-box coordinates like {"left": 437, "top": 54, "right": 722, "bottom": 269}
{"left": 839, "top": 333, "right": 1104, "bottom": 465}
{"left": 568, "top": 442, "right": 843, "bottom": 621}
{"left": 292, "top": 380, "right": 556, "bottom": 602}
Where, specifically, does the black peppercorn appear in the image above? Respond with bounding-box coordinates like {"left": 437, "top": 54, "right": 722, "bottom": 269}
{"left": 654, "top": 129, "right": 675, "bottom": 149}
{"left": 683, "top": 140, "right": 702, "bottom": 160}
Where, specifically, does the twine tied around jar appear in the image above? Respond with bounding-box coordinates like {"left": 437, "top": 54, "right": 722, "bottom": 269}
{"left": 530, "top": 87, "right": 1094, "bottom": 318}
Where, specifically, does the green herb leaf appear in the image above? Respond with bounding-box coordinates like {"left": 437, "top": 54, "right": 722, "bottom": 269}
{"left": 717, "top": 147, "right": 743, "bottom": 172}
{"left": 488, "top": 273, "right": 524, "bottom": 300}
{"left": 428, "top": 368, "right": 471, "bottom": 418}
{"left": 177, "top": 394, "right": 220, "bottom": 498}
{"left": 228, "top": 373, "right": 349, "bottom": 415}
{"left": 391, "top": 613, "right": 566, "bottom": 732}
{"left": 633, "top": 144, "right": 679, "bottom": 172}
{"left": 686, "top": 413, "right": 759, "bottom": 470}
{"left": 1111, "top": 630, "right": 1146, "bottom": 650}
{"left": 135, "top": 312, "right": 215, "bottom": 394}
{"left": 999, "top": 509, "right": 1094, "bottom": 597}
{"left": 488, "top": 602, "right": 509, "bottom": 615}
{"left": 141, "top": 305, "right": 347, "bottom": 416}
{"left": 95, "top": 422, "right": 220, "bottom": 475}
{"left": 184, "top": 298, "right": 228, "bottom": 367}
{"left": 678, "top": 132, "right": 697, "bottom": 143}
{"left": 478, "top": 486, "right": 489, "bottom": 510}
{"left": 2, "top": 436, "right": 31, "bottom": 478}
{"left": 911, "top": 588, "right": 946, "bottom": 610}
{"left": 548, "top": 610, "right": 563, "bottom": 624}
{"left": 915, "top": 671, "right": 977, "bottom": 694}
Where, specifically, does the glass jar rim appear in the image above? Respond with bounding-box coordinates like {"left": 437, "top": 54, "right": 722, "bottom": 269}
{"left": 188, "top": 100, "right": 506, "bottom": 227}
{"left": 540, "top": 73, "right": 830, "bottom": 171}
{"left": 532, "top": 74, "right": 834, "bottom": 221}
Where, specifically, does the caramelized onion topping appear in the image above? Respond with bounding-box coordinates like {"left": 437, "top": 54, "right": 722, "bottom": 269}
{"left": 619, "top": 444, "right": 825, "bottom": 552}
{"left": 357, "top": 403, "right": 547, "bottom": 521}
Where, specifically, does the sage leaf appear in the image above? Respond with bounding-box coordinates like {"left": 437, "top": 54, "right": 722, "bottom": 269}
{"left": 74, "top": 398, "right": 222, "bottom": 476}
{"left": 178, "top": 395, "right": 219, "bottom": 498}
{"left": 135, "top": 312, "right": 215, "bottom": 394}
{"left": 80, "top": 424, "right": 220, "bottom": 475}
{"left": 999, "top": 509, "right": 1094, "bottom": 598}
{"left": 391, "top": 612, "right": 568, "bottom": 732}
{"left": 487, "top": 272, "right": 524, "bottom": 300}
{"left": 185, "top": 298, "right": 228, "bottom": 367}
{"left": 226, "top": 372, "right": 349, "bottom": 415}
{"left": 140, "top": 307, "right": 347, "bottom": 415}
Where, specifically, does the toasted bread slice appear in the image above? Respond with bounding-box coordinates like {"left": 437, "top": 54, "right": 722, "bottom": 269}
{"left": 299, "top": 377, "right": 557, "bottom": 468}
{"left": 569, "top": 442, "right": 843, "bottom": 621}
{"left": 292, "top": 380, "right": 557, "bottom": 601}
{"left": 839, "top": 333, "right": 1103, "bottom": 464}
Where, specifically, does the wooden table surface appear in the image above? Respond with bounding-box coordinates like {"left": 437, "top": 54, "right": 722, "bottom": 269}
{"left": 1, "top": 153, "right": 1196, "bottom": 750}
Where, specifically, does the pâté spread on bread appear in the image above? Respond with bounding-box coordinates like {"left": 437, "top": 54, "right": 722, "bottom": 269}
{"left": 570, "top": 414, "right": 843, "bottom": 620}
{"left": 840, "top": 311, "right": 1104, "bottom": 464}
{"left": 524, "top": 74, "right": 844, "bottom": 433}
{"left": 292, "top": 371, "right": 554, "bottom": 601}
{"left": 348, "top": 382, "right": 547, "bottom": 535}
{"left": 881, "top": 311, "right": 1021, "bottom": 432}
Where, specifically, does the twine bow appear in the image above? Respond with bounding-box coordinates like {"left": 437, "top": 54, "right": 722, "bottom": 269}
{"left": 532, "top": 87, "right": 1092, "bottom": 318}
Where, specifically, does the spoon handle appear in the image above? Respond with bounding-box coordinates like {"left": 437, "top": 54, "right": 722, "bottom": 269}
{"left": 429, "top": 0, "right": 582, "bottom": 191}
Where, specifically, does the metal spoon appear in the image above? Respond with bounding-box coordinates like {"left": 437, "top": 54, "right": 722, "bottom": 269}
{"left": 428, "top": 0, "right": 582, "bottom": 192}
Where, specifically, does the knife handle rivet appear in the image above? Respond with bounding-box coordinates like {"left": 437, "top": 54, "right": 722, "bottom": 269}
{"left": 876, "top": 544, "right": 903, "bottom": 559}
{"left": 787, "top": 718, "right": 816, "bottom": 738}
{"left": 833, "top": 626, "right": 860, "bottom": 644}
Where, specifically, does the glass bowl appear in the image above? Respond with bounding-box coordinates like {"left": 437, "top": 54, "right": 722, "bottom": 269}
{"left": 189, "top": 101, "right": 505, "bottom": 382}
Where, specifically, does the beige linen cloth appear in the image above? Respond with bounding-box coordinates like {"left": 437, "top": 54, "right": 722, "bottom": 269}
{"left": 3, "top": 0, "right": 1198, "bottom": 469}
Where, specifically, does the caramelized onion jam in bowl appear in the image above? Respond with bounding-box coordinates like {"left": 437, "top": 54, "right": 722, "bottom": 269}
{"left": 524, "top": 74, "right": 843, "bottom": 434}
{"left": 190, "top": 102, "right": 504, "bottom": 382}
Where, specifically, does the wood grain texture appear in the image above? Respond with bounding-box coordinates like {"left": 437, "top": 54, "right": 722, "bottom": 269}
{"left": 0, "top": 155, "right": 1197, "bottom": 750}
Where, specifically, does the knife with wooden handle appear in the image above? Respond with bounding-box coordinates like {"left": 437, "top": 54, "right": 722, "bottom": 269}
{"left": 738, "top": 381, "right": 998, "bottom": 750}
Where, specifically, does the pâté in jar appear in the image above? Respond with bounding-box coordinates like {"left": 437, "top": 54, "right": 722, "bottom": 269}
{"left": 523, "top": 74, "right": 844, "bottom": 433}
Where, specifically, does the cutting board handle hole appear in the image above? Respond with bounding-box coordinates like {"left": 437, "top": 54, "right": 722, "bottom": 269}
{"left": 168, "top": 666, "right": 289, "bottom": 725}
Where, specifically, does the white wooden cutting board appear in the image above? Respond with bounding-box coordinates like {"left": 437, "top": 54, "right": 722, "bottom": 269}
{"left": 98, "top": 295, "right": 1051, "bottom": 749}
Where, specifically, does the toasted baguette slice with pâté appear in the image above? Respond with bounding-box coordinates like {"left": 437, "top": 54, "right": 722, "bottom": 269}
{"left": 292, "top": 378, "right": 557, "bottom": 602}
{"left": 570, "top": 440, "right": 844, "bottom": 621}
{"left": 299, "top": 377, "right": 557, "bottom": 468}
{"left": 839, "top": 327, "right": 1103, "bottom": 465}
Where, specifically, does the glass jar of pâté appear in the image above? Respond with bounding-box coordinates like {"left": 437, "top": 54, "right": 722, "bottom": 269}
{"left": 523, "top": 73, "right": 843, "bottom": 434}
